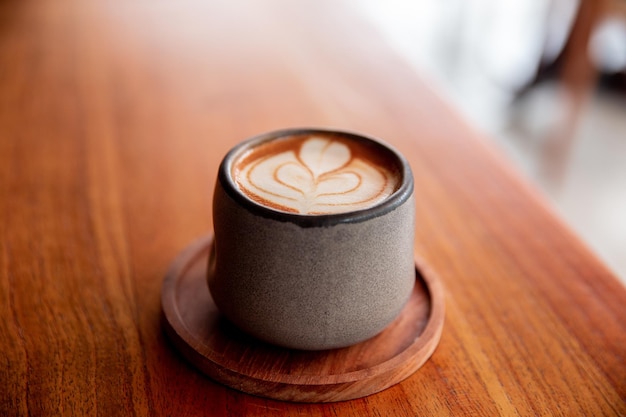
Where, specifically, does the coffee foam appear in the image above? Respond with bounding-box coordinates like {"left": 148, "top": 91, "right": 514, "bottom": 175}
{"left": 232, "top": 135, "right": 400, "bottom": 215}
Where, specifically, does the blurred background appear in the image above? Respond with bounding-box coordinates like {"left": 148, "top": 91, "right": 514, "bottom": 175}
{"left": 353, "top": 0, "right": 626, "bottom": 282}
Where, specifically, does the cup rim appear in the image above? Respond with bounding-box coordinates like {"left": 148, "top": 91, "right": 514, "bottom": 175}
{"left": 218, "top": 127, "right": 414, "bottom": 228}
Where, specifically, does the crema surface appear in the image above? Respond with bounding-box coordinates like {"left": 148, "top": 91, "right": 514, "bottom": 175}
{"left": 233, "top": 135, "right": 400, "bottom": 214}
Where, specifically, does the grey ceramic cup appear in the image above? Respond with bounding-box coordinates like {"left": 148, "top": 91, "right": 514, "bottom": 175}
{"left": 208, "top": 128, "right": 415, "bottom": 350}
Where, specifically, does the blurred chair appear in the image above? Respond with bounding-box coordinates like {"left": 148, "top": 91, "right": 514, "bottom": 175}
{"left": 517, "top": 0, "right": 625, "bottom": 185}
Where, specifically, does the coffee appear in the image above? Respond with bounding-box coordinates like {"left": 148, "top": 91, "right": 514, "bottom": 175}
{"left": 211, "top": 129, "right": 415, "bottom": 350}
{"left": 232, "top": 133, "right": 401, "bottom": 214}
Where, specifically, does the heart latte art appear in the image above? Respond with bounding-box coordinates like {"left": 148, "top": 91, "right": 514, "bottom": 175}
{"left": 233, "top": 135, "right": 400, "bottom": 214}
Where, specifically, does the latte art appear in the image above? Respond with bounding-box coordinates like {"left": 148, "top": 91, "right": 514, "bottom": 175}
{"left": 234, "top": 136, "right": 399, "bottom": 214}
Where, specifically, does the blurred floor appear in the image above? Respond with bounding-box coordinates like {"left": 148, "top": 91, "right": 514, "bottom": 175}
{"left": 501, "top": 84, "right": 626, "bottom": 283}
{"left": 353, "top": 0, "right": 626, "bottom": 283}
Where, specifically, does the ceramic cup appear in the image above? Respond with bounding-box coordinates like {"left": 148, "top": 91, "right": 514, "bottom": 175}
{"left": 208, "top": 128, "right": 415, "bottom": 350}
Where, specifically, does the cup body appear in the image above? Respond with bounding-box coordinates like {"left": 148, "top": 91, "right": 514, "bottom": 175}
{"left": 209, "top": 128, "right": 415, "bottom": 350}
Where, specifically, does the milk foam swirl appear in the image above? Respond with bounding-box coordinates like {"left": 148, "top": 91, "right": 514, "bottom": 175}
{"left": 236, "top": 137, "right": 398, "bottom": 214}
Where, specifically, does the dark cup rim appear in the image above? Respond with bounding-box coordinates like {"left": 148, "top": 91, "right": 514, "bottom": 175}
{"left": 218, "top": 128, "right": 414, "bottom": 228}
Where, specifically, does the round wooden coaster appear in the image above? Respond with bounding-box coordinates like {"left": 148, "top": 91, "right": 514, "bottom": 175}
{"left": 161, "top": 235, "right": 445, "bottom": 403}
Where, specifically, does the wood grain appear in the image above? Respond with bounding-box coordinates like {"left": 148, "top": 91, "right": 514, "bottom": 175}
{"left": 161, "top": 235, "right": 445, "bottom": 402}
{"left": 1, "top": 0, "right": 625, "bottom": 415}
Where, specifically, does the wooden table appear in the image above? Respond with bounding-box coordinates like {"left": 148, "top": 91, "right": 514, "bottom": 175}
{"left": 1, "top": 1, "right": 624, "bottom": 415}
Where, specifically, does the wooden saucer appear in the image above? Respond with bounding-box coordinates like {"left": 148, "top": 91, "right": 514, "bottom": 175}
{"left": 161, "top": 235, "right": 445, "bottom": 403}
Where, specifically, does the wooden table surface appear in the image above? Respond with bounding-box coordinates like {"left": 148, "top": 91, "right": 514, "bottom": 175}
{"left": 1, "top": 1, "right": 625, "bottom": 415}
